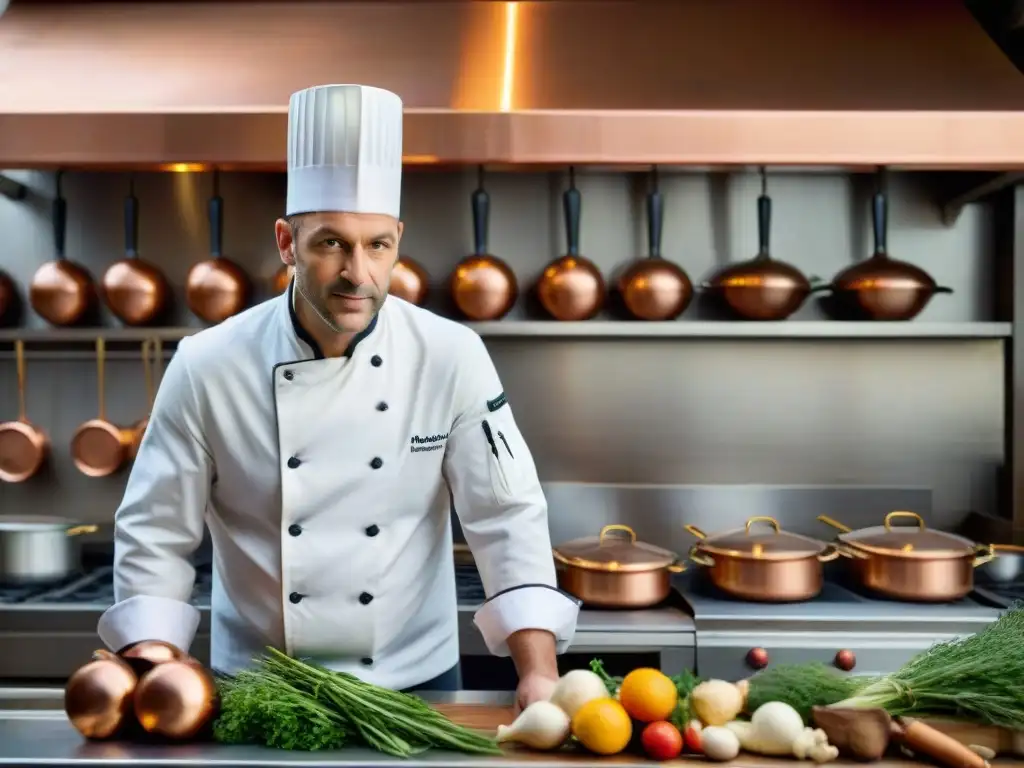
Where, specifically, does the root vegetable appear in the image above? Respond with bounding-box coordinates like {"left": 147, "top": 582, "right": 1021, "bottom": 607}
{"left": 726, "top": 701, "right": 839, "bottom": 763}
{"left": 811, "top": 706, "right": 891, "bottom": 761}
{"left": 701, "top": 726, "right": 741, "bottom": 761}
{"left": 495, "top": 701, "right": 570, "bottom": 751}
{"left": 691, "top": 679, "right": 745, "bottom": 726}
{"left": 548, "top": 670, "right": 608, "bottom": 719}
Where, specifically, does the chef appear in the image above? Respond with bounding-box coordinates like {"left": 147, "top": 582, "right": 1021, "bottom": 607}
{"left": 97, "top": 84, "right": 580, "bottom": 709}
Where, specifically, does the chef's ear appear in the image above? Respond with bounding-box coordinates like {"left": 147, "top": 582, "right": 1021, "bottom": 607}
{"left": 394, "top": 220, "right": 404, "bottom": 249}
{"left": 275, "top": 217, "right": 299, "bottom": 264}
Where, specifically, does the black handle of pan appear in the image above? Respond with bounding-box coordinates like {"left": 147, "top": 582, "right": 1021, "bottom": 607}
{"left": 757, "top": 166, "right": 771, "bottom": 257}
{"left": 471, "top": 165, "right": 489, "bottom": 255}
{"left": 209, "top": 171, "right": 223, "bottom": 259}
{"left": 872, "top": 170, "right": 888, "bottom": 257}
{"left": 124, "top": 175, "right": 139, "bottom": 259}
{"left": 53, "top": 171, "right": 66, "bottom": 260}
{"left": 647, "top": 165, "right": 663, "bottom": 259}
{"left": 564, "top": 166, "right": 581, "bottom": 256}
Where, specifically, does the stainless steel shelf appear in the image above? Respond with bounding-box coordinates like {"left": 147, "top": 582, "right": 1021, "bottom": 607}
{"left": 0, "top": 321, "right": 1011, "bottom": 344}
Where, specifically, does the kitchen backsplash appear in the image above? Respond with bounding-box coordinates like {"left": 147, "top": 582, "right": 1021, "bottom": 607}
{"left": 0, "top": 168, "right": 1003, "bottom": 528}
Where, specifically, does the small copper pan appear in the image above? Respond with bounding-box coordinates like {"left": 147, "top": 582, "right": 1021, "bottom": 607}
{"left": 71, "top": 338, "right": 137, "bottom": 478}
{"left": 127, "top": 339, "right": 158, "bottom": 457}
{"left": 0, "top": 340, "right": 49, "bottom": 483}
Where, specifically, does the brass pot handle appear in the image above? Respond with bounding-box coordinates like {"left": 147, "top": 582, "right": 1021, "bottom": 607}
{"left": 817, "top": 514, "right": 853, "bottom": 533}
{"left": 972, "top": 543, "right": 996, "bottom": 568}
{"left": 688, "top": 543, "right": 715, "bottom": 567}
{"left": 599, "top": 524, "right": 636, "bottom": 544}
{"left": 66, "top": 525, "right": 99, "bottom": 537}
{"left": 684, "top": 524, "right": 707, "bottom": 539}
{"left": 817, "top": 544, "right": 841, "bottom": 563}
{"left": 667, "top": 561, "right": 687, "bottom": 574}
{"left": 835, "top": 542, "right": 869, "bottom": 560}
{"left": 745, "top": 516, "right": 781, "bottom": 535}
{"left": 884, "top": 511, "right": 926, "bottom": 531}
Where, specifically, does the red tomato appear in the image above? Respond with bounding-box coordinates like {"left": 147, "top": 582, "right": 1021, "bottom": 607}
{"left": 683, "top": 719, "right": 703, "bottom": 753}
{"left": 641, "top": 721, "right": 683, "bottom": 761}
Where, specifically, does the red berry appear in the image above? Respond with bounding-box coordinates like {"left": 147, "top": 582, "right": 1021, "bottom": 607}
{"left": 641, "top": 721, "right": 683, "bottom": 761}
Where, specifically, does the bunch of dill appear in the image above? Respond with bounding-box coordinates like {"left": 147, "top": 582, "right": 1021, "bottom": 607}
{"left": 835, "top": 605, "right": 1024, "bottom": 728}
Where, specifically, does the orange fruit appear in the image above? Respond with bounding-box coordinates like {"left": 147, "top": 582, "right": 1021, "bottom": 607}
{"left": 617, "top": 668, "right": 678, "bottom": 723}
{"left": 571, "top": 697, "right": 633, "bottom": 755}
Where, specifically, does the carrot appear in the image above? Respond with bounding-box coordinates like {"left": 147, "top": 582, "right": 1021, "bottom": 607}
{"left": 896, "top": 717, "right": 990, "bottom": 768}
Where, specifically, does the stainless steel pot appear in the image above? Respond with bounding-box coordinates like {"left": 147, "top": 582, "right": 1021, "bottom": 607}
{"left": 0, "top": 516, "right": 98, "bottom": 583}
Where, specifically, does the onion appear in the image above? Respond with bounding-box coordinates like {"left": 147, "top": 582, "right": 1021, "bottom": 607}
{"left": 64, "top": 649, "right": 138, "bottom": 740}
{"left": 118, "top": 640, "right": 188, "bottom": 676}
{"left": 133, "top": 660, "right": 219, "bottom": 740}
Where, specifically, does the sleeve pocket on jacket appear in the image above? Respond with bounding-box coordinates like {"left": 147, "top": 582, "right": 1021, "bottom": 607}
{"left": 481, "top": 411, "right": 531, "bottom": 503}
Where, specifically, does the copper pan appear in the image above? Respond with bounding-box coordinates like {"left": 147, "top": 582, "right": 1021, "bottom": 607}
{"left": 617, "top": 165, "right": 693, "bottom": 321}
{"left": 450, "top": 167, "right": 517, "bottom": 321}
{"left": 185, "top": 171, "right": 250, "bottom": 324}
{"left": 270, "top": 264, "right": 293, "bottom": 296}
{"left": 71, "top": 338, "right": 138, "bottom": 478}
{"left": 817, "top": 511, "right": 994, "bottom": 602}
{"left": 701, "top": 167, "right": 824, "bottom": 321}
{"left": 127, "top": 338, "right": 158, "bottom": 458}
{"left": 686, "top": 516, "right": 839, "bottom": 602}
{"left": 100, "top": 175, "right": 170, "bottom": 326}
{"left": 0, "top": 340, "right": 48, "bottom": 483}
{"left": 0, "top": 270, "right": 17, "bottom": 326}
{"left": 29, "top": 171, "right": 97, "bottom": 327}
{"left": 553, "top": 524, "right": 685, "bottom": 608}
{"left": 824, "top": 169, "right": 953, "bottom": 321}
{"left": 390, "top": 257, "right": 429, "bottom": 306}
{"left": 536, "top": 167, "right": 606, "bottom": 321}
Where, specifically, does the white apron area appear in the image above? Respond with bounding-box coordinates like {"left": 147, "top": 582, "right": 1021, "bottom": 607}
{"left": 97, "top": 287, "right": 580, "bottom": 689}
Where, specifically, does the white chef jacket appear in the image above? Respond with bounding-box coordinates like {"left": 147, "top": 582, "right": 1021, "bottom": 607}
{"left": 97, "top": 285, "right": 580, "bottom": 689}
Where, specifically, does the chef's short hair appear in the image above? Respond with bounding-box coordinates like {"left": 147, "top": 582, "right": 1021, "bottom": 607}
{"left": 285, "top": 214, "right": 304, "bottom": 236}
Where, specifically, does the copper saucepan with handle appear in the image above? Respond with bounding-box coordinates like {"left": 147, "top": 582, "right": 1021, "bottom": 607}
{"left": 817, "top": 511, "right": 994, "bottom": 602}
{"left": 127, "top": 338, "right": 157, "bottom": 458}
{"left": 686, "top": 516, "right": 840, "bottom": 602}
{"left": 70, "top": 338, "right": 143, "bottom": 478}
{"left": 553, "top": 524, "right": 685, "bottom": 608}
{"left": 0, "top": 340, "right": 49, "bottom": 483}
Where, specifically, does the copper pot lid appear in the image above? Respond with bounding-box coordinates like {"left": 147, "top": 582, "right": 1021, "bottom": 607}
{"left": 687, "top": 516, "right": 829, "bottom": 560}
{"left": 553, "top": 525, "right": 679, "bottom": 572}
{"left": 822, "top": 511, "right": 977, "bottom": 557}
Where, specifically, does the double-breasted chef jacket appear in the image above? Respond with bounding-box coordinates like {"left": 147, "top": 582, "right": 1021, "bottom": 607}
{"left": 97, "top": 283, "right": 581, "bottom": 689}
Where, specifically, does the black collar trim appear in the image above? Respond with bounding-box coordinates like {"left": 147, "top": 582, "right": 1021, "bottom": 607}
{"left": 286, "top": 279, "right": 379, "bottom": 361}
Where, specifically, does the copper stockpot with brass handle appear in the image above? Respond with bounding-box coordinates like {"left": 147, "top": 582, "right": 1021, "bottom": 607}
{"left": 552, "top": 524, "right": 685, "bottom": 608}
{"left": 0, "top": 340, "right": 49, "bottom": 483}
{"left": 71, "top": 338, "right": 140, "bottom": 478}
{"left": 686, "top": 516, "right": 840, "bottom": 602}
{"left": 818, "top": 511, "right": 994, "bottom": 602}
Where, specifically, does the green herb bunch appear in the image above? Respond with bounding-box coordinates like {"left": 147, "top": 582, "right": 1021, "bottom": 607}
{"left": 213, "top": 648, "right": 502, "bottom": 756}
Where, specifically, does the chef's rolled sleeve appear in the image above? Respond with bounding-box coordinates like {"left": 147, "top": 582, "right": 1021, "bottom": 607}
{"left": 97, "top": 337, "right": 211, "bottom": 654}
{"left": 443, "top": 333, "right": 580, "bottom": 657}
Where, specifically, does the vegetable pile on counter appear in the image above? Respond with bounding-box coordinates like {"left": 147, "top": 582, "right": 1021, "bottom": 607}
{"left": 213, "top": 648, "right": 500, "bottom": 756}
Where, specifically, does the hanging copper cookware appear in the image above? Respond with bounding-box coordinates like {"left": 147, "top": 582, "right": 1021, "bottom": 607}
{"left": 29, "top": 171, "right": 97, "bottom": 327}
{"left": 0, "top": 270, "right": 17, "bottom": 326}
{"left": 0, "top": 340, "right": 48, "bottom": 483}
{"left": 818, "top": 511, "right": 994, "bottom": 602}
{"left": 701, "top": 167, "right": 823, "bottom": 321}
{"left": 617, "top": 166, "right": 693, "bottom": 321}
{"left": 825, "top": 170, "right": 953, "bottom": 321}
{"left": 450, "top": 167, "right": 517, "bottom": 321}
{"left": 390, "top": 257, "right": 430, "bottom": 306}
{"left": 553, "top": 524, "right": 685, "bottom": 608}
{"left": 537, "top": 167, "right": 606, "bottom": 321}
{"left": 71, "top": 338, "right": 140, "bottom": 478}
{"left": 185, "top": 171, "right": 250, "bottom": 324}
{"left": 128, "top": 339, "right": 158, "bottom": 457}
{"left": 686, "top": 516, "right": 839, "bottom": 602}
{"left": 100, "top": 175, "right": 171, "bottom": 326}
{"left": 271, "top": 264, "right": 293, "bottom": 296}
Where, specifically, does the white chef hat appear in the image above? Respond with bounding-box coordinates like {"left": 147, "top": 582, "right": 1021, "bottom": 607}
{"left": 286, "top": 84, "right": 404, "bottom": 219}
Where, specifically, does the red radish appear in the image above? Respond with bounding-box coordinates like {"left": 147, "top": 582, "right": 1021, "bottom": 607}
{"left": 684, "top": 719, "right": 704, "bottom": 753}
{"left": 641, "top": 721, "right": 683, "bottom": 761}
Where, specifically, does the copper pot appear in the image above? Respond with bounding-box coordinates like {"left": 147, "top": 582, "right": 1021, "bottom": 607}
{"left": 0, "top": 340, "right": 48, "bottom": 483}
{"left": 826, "top": 174, "right": 952, "bottom": 321}
{"left": 553, "top": 524, "right": 685, "bottom": 608}
{"left": 271, "top": 264, "right": 293, "bottom": 296}
{"left": 186, "top": 172, "right": 250, "bottom": 324}
{"left": 686, "top": 516, "right": 839, "bottom": 602}
{"left": 71, "top": 338, "right": 142, "bottom": 478}
{"left": 128, "top": 338, "right": 158, "bottom": 457}
{"left": 101, "top": 176, "right": 171, "bottom": 327}
{"left": 0, "top": 269, "right": 17, "bottom": 325}
{"left": 30, "top": 171, "right": 97, "bottom": 327}
{"left": 537, "top": 168, "right": 606, "bottom": 321}
{"left": 390, "top": 257, "right": 429, "bottom": 306}
{"left": 618, "top": 166, "right": 693, "bottom": 321}
{"left": 450, "top": 167, "right": 517, "bottom": 321}
{"left": 818, "top": 511, "right": 994, "bottom": 602}
{"left": 702, "top": 167, "right": 824, "bottom": 321}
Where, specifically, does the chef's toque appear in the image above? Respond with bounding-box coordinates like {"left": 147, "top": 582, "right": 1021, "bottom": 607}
{"left": 286, "top": 84, "right": 404, "bottom": 219}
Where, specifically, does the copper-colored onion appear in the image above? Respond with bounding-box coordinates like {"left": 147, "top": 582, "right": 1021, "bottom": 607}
{"left": 64, "top": 649, "right": 138, "bottom": 740}
{"left": 119, "top": 639, "right": 188, "bottom": 676}
{"left": 133, "top": 660, "right": 219, "bottom": 740}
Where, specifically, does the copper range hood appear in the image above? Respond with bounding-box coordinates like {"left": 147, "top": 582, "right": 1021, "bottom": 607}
{"left": 1, "top": 0, "right": 1024, "bottom": 169}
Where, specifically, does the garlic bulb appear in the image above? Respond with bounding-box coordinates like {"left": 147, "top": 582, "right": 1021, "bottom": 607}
{"left": 496, "top": 701, "right": 571, "bottom": 751}
{"left": 549, "top": 670, "right": 608, "bottom": 719}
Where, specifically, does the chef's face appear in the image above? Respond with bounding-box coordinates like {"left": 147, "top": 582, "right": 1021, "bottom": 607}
{"left": 276, "top": 212, "right": 404, "bottom": 335}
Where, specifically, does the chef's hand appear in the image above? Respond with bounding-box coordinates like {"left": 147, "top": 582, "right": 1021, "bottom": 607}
{"left": 515, "top": 671, "right": 558, "bottom": 714}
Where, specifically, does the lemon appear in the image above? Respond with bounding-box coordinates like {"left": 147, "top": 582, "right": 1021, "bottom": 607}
{"left": 618, "top": 667, "right": 678, "bottom": 723}
{"left": 571, "top": 697, "right": 632, "bottom": 755}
